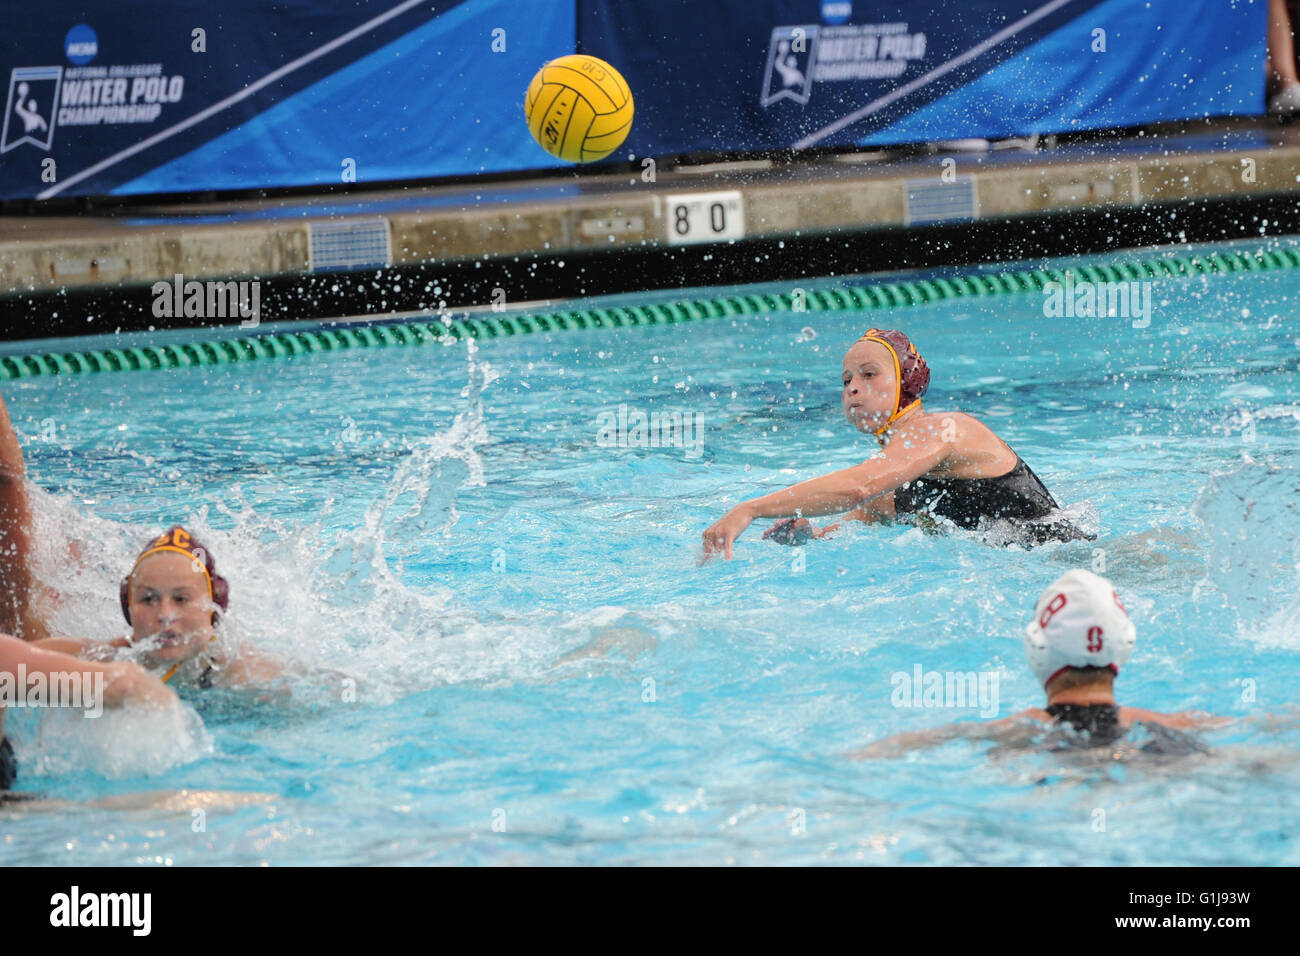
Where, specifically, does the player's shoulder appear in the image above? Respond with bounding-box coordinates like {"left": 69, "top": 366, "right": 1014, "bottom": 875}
{"left": 914, "top": 409, "right": 973, "bottom": 431}
{"left": 1119, "top": 706, "right": 1201, "bottom": 728}
{"left": 991, "top": 707, "right": 1051, "bottom": 726}
{"left": 916, "top": 410, "right": 1004, "bottom": 454}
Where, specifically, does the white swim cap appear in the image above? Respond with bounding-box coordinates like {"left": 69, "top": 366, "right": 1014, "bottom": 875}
{"left": 1024, "top": 569, "right": 1136, "bottom": 687}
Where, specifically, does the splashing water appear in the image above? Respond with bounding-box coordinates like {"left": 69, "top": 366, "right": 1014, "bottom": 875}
{"left": 22, "top": 339, "right": 635, "bottom": 736}
{"left": 10, "top": 704, "right": 212, "bottom": 781}
{"left": 1193, "top": 458, "right": 1300, "bottom": 648}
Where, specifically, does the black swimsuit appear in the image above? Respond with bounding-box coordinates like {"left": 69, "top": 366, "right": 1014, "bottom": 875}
{"left": 1045, "top": 703, "right": 1122, "bottom": 743}
{"left": 1044, "top": 703, "right": 1210, "bottom": 756}
{"left": 893, "top": 454, "right": 1092, "bottom": 544}
{"left": 0, "top": 736, "right": 16, "bottom": 791}
{"left": 0, "top": 736, "right": 43, "bottom": 804}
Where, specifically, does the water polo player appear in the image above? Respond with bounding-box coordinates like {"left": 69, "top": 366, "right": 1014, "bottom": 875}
{"left": 1016, "top": 569, "right": 1213, "bottom": 738}
{"left": 36, "top": 526, "right": 288, "bottom": 689}
{"left": 701, "top": 327, "right": 1091, "bottom": 560}
{"left": 854, "top": 569, "right": 1224, "bottom": 758}
{"left": 1, "top": 390, "right": 283, "bottom": 689}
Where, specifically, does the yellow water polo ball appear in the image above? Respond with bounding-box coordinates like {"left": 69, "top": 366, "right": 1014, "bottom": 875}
{"left": 525, "top": 54, "right": 634, "bottom": 163}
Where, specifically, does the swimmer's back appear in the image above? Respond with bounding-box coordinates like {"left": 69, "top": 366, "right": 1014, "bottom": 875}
{"left": 893, "top": 455, "right": 1091, "bottom": 544}
{"left": 887, "top": 413, "right": 1090, "bottom": 543}
{"left": 894, "top": 454, "right": 1056, "bottom": 524}
{"left": 1020, "top": 706, "right": 1216, "bottom": 731}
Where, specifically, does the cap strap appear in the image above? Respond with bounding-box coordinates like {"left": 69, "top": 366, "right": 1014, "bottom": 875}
{"left": 857, "top": 333, "right": 906, "bottom": 437}
{"left": 158, "top": 641, "right": 218, "bottom": 685}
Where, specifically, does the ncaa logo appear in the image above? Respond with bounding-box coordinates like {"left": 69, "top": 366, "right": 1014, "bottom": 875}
{"left": 2, "top": 67, "right": 61, "bottom": 153}
{"left": 761, "top": 25, "right": 818, "bottom": 107}
{"left": 822, "top": 2, "right": 852, "bottom": 24}
{"left": 65, "top": 24, "right": 99, "bottom": 65}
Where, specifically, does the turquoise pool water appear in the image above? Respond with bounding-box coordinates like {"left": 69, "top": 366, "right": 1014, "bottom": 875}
{"left": 2, "top": 238, "right": 1299, "bottom": 865}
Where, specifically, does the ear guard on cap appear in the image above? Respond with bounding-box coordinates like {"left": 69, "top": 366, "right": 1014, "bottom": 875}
{"left": 120, "top": 576, "right": 131, "bottom": 624}
{"left": 855, "top": 328, "right": 930, "bottom": 437}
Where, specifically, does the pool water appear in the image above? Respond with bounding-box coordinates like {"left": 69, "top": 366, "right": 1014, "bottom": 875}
{"left": 2, "top": 238, "right": 1299, "bottom": 865}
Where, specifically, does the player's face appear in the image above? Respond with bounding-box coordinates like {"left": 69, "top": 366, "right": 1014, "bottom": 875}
{"left": 127, "top": 551, "right": 216, "bottom": 659}
{"left": 842, "top": 340, "right": 899, "bottom": 433}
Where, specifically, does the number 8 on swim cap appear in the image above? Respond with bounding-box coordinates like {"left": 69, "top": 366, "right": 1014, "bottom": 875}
{"left": 1023, "top": 569, "right": 1136, "bottom": 687}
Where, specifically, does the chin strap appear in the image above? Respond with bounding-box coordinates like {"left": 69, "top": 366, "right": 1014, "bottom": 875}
{"left": 858, "top": 331, "right": 914, "bottom": 438}
{"left": 157, "top": 633, "right": 219, "bottom": 685}
{"left": 874, "top": 397, "right": 922, "bottom": 439}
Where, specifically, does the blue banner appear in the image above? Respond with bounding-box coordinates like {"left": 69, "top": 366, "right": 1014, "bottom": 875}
{"left": 581, "top": 0, "right": 1266, "bottom": 152}
{"left": 0, "top": 0, "right": 573, "bottom": 200}
{"left": 0, "top": 0, "right": 1268, "bottom": 202}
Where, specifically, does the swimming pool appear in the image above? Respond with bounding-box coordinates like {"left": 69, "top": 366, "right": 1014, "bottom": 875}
{"left": 2, "top": 237, "right": 1298, "bottom": 865}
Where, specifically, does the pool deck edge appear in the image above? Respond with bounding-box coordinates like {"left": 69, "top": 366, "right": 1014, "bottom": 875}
{"left": 2, "top": 134, "right": 1299, "bottom": 298}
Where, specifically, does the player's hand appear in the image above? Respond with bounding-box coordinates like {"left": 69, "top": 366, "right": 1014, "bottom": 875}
{"left": 701, "top": 507, "right": 754, "bottom": 562}
{"left": 103, "top": 661, "right": 179, "bottom": 710}
{"left": 762, "top": 517, "right": 814, "bottom": 546}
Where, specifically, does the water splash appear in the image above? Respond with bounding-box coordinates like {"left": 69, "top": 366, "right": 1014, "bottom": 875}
{"left": 1193, "top": 457, "right": 1300, "bottom": 647}
{"left": 23, "top": 341, "right": 631, "bottom": 724}
{"left": 9, "top": 703, "right": 212, "bottom": 780}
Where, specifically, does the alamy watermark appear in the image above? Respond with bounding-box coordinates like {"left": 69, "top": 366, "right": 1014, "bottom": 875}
{"left": 50, "top": 886, "right": 151, "bottom": 935}
{"left": 1043, "top": 272, "right": 1152, "bottom": 328}
{"left": 0, "top": 665, "right": 104, "bottom": 717}
{"left": 596, "top": 403, "right": 705, "bottom": 459}
{"left": 151, "top": 273, "right": 261, "bottom": 327}
{"left": 891, "top": 664, "right": 999, "bottom": 718}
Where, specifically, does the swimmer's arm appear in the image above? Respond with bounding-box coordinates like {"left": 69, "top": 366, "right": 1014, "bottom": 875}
{"left": 848, "top": 713, "right": 1045, "bottom": 759}
{"left": 763, "top": 498, "right": 891, "bottom": 546}
{"left": 0, "top": 391, "right": 24, "bottom": 481}
{"left": 33, "top": 635, "right": 132, "bottom": 659}
{"left": 0, "top": 633, "right": 177, "bottom": 709}
{"left": 1120, "top": 707, "right": 1231, "bottom": 730}
{"left": 744, "top": 442, "right": 945, "bottom": 521}
{"left": 212, "top": 649, "right": 361, "bottom": 701}
{"left": 810, "top": 497, "right": 894, "bottom": 538}
{"left": 704, "top": 442, "right": 944, "bottom": 559}
{"left": 847, "top": 725, "right": 967, "bottom": 758}
{"left": 993, "top": 708, "right": 1052, "bottom": 726}
{"left": 32, "top": 637, "right": 92, "bottom": 656}
{"left": 0, "top": 392, "right": 48, "bottom": 643}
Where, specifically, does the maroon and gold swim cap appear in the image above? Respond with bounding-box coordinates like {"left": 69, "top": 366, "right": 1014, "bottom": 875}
{"left": 856, "top": 328, "right": 930, "bottom": 435}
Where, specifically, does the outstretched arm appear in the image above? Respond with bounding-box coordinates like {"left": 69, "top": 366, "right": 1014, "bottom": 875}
{"left": 847, "top": 723, "right": 986, "bottom": 759}
{"left": 1, "top": 633, "right": 177, "bottom": 710}
{"left": 1121, "top": 707, "right": 1233, "bottom": 730}
{"left": 34, "top": 635, "right": 131, "bottom": 660}
{"left": 848, "top": 711, "right": 1049, "bottom": 759}
{"left": 702, "top": 437, "right": 945, "bottom": 560}
{"left": 763, "top": 497, "right": 893, "bottom": 546}
{"left": 0, "top": 392, "right": 48, "bottom": 642}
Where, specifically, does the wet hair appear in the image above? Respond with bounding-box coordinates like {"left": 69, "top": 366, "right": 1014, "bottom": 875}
{"left": 1045, "top": 665, "right": 1115, "bottom": 693}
